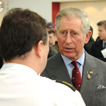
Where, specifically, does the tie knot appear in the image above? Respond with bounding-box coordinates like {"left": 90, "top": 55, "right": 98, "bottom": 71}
{"left": 72, "top": 61, "right": 77, "bottom": 67}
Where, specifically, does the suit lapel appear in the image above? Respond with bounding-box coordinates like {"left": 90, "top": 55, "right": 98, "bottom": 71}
{"left": 80, "top": 52, "right": 98, "bottom": 106}
{"left": 97, "top": 40, "right": 104, "bottom": 51}
{"left": 53, "top": 53, "right": 72, "bottom": 84}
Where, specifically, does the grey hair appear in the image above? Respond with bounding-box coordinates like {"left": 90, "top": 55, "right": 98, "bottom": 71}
{"left": 55, "top": 7, "right": 90, "bottom": 36}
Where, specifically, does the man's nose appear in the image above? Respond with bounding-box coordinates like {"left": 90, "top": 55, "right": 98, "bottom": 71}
{"left": 65, "top": 33, "right": 73, "bottom": 44}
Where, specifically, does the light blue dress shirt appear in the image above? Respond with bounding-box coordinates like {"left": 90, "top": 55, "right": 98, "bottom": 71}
{"left": 61, "top": 51, "right": 85, "bottom": 80}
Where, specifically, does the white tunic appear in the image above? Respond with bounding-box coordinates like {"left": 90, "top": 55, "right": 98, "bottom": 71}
{"left": 0, "top": 63, "right": 86, "bottom": 106}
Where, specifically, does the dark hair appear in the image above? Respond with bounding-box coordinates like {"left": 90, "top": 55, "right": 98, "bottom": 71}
{"left": 48, "top": 30, "right": 55, "bottom": 35}
{"left": 0, "top": 8, "right": 47, "bottom": 61}
{"left": 97, "top": 20, "right": 106, "bottom": 30}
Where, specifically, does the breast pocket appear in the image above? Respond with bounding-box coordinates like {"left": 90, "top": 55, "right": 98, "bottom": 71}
{"left": 93, "top": 88, "right": 106, "bottom": 106}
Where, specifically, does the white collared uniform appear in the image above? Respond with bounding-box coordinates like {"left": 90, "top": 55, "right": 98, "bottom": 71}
{"left": 0, "top": 63, "right": 86, "bottom": 106}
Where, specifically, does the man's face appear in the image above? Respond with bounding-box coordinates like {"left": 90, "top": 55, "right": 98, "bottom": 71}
{"left": 49, "top": 33, "right": 56, "bottom": 46}
{"left": 56, "top": 16, "right": 90, "bottom": 61}
{"left": 98, "top": 25, "right": 106, "bottom": 41}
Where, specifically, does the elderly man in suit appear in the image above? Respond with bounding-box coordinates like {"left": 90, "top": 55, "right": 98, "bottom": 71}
{"left": 41, "top": 7, "right": 106, "bottom": 106}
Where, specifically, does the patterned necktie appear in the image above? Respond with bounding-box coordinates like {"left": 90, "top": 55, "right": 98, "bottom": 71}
{"left": 72, "top": 61, "right": 81, "bottom": 91}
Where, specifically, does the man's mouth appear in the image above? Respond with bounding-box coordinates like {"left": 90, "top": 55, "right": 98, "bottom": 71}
{"left": 64, "top": 47, "right": 74, "bottom": 52}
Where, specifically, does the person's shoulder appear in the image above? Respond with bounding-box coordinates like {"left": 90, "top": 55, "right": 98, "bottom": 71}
{"left": 86, "top": 52, "right": 106, "bottom": 70}
{"left": 86, "top": 51, "right": 105, "bottom": 62}
{"left": 55, "top": 80, "right": 85, "bottom": 106}
{"left": 93, "top": 40, "right": 102, "bottom": 46}
{"left": 91, "top": 40, "right": 103, "bottom": 51}
{"left": 47, "top": 52, "right": 62, "bottom": 64}
{"left": 38, "top": 76, "right": 86, "bottom": 106}
{"left": 56, "top": 80, "right": 76, "bottom": 91}
{"left": 39, "top": 76, "right": 76, "bottom": 92}
{"left": 48, "top": 52, "right": 60, "bottom": 60}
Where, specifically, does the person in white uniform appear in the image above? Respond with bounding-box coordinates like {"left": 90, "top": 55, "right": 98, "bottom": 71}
{"left": 0, "top": 8, "right": 85, "bottom": 106}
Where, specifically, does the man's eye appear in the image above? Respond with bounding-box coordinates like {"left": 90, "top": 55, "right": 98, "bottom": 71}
{"left": 73, "top": 33, "right": 77, "bottom": 35}
{"left": 60, "top": 31, "right": 66, "bottom": 37}
{"left": 71, "top": 32, "right": 78, "bottom": 38}
{"left": 61, "top": 32, "right": 66, "bottom": 34}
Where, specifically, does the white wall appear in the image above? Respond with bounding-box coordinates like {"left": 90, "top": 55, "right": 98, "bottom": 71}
{"left": 0, "top": 0, "right": 53, "bottom": 25}
{"left": 60, "top": 1, "right": 106, "bottom": 40}
{"left": 1, "top": 0, "right": 94, "bottom": 24}
{"left": 7, "top": 0, "right": 52, "bottom": 22}
{"left": 0, "top": 0, "right": 8, "bottom": 25}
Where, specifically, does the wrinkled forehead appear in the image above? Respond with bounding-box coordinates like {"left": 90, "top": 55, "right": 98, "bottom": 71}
{"left": 58, "top": 16, "right": 82, "bottom": 28}
{"left": 56, "top": 14, "right": 82, "bottom": 29}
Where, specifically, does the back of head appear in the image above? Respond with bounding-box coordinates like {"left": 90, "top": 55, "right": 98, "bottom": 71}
{"left": 0, "top": 8, "right": 47, "bottom": 61}
{"left": 55, "top": 7, "right": 90, "bottom": 36}
{"left": 97, "top": 20, "right": 106, "bottom": 30}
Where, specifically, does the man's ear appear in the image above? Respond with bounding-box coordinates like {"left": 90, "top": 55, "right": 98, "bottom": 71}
{"left": 35, "top": 40, "right": 43, "bottom": 58}
{"left": 54, "top": 29, "right": 57, "bottom": 35}
{"left": 84, "top": 30, "right": 92, "bottom": 44}
{"left": 54, "top": 30, "right": 58, "bottom": 39}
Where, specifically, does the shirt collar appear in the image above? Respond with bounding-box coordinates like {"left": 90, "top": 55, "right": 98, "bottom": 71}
{"left": 1, "top": 63, "right": 37, "bottom": 75}
{"left": 61, "top": 51, "right": 85, "bottom": 66}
